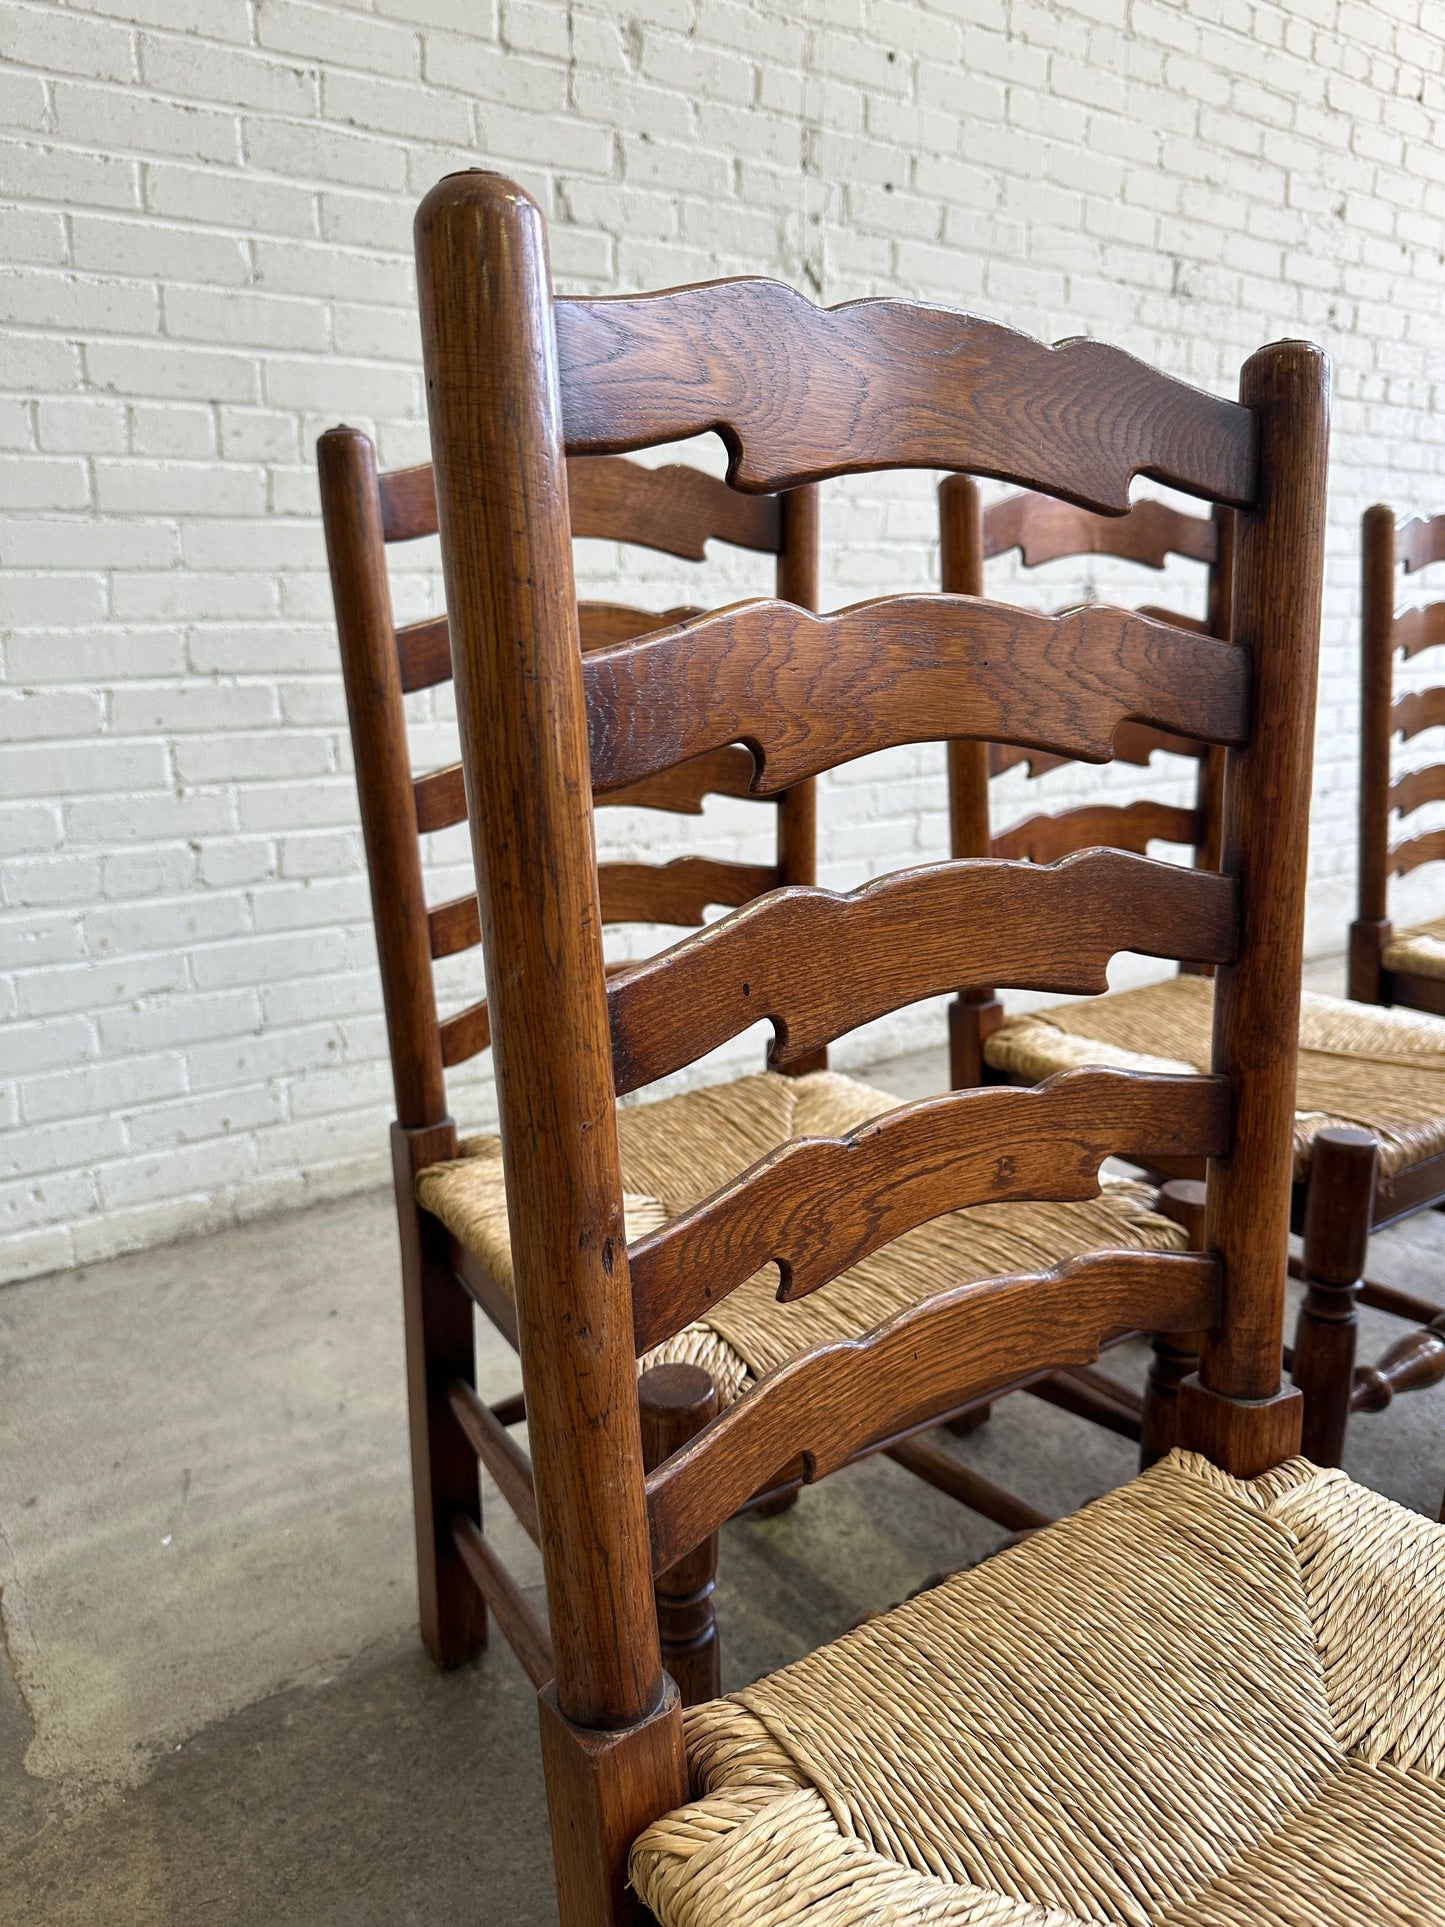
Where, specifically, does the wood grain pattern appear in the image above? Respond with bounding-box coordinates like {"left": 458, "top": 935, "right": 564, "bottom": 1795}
{"left": 1389, "top": 827, "right": 1445, "bottom": 877}
{"left": 428, "top": 892, "right": 481, "bottom": 959}
{"left": 1397, "top": 512, "right": 1445, "bottom": 573}
{"left": 318, "top": 427, "right": 447, "bottom": 1129}
{"left": 604, "top": 745, "right": 757, "bottom": 815}
{"left": 378, "top": 460, "right": 437, "bottom": 542}
{"left": 992, "top": 799, "right": 1200, "bottom": 864}
{"left": 430, "top": 858, "right": 781, "bottom": 963}
{"left": 607, "top": 849, "right": 1238, "bottom": 1093}
{"left": 396, "top": 613, "right": 452, "bottom": 693}
{"left": 397, "top": 603, "right": 702, "bottom": 692}
{"left": 439, "top": 996, "right": 490, "bottom": 1066}
{"left": 568, "top": 453, "right": 781, "bottom": 557}
{"left": 1391, "top": 686, "right": 1445, "bottom": 740}
{"left": 446, "top": 1377, "right": 541, "bottom": 1544}
{"left": 557, "top": 282, "right": 1256, "bottom": 510}
{"left": 1388, "top": 762, "right": 1445, "bottom": 821}
{"left": 413, "top": 761, "right": 466, "bottom": 835}
{"left": 1189, "top": 340, "right": 1328, "bottom": 1442}
{"left": 416, "top": 171, "right": 665, "bottom": 1731}
{"left": 629, "top": 1068, "right": 1229, "bottom": 1353}
{"left": 585, "top": 596, "right": 1249, "bottom": 797}
{"left": 597, "top": 857, "right": 780, "bottom": 926}
{"left": 452, "top": 1515, "right": 554, "bottom": 1688}
{"left": 379, "top": 450, "right": 784, "bottom": 558}
{"left": 645, "top": 1249, "right": 1220, "bottom": 1567}
{"left": 982, "top": 490, "right": 1218, "bottom": 568}
{"left": 1393, "top": 600, "right": 1445, "bottom": 658}
{"left": 578, "top": 602, "right": 701, "bottom": 650}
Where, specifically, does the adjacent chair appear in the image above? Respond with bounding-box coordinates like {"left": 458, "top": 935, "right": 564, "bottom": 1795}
{"left": 944, "top": 476, "right": 1445, "bottom": 1466}
{"left": 415, "top": 168, "right": 1445, "bottom": 1927}
{"left": 320, "top": 425, "right": 1186, "bottom": 1700}
{"left": 1350, "top": 502, "right": 1445, "bottom": 1011}
{"left": 318, "top": 428, "right": 826, "bottom": 1679}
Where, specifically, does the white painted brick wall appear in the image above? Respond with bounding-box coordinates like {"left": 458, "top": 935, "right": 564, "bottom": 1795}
{"left": 4, "top": 0, "right": 1445, "bottom": 1281}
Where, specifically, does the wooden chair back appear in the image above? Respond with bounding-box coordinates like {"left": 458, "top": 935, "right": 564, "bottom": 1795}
{"left": 940, "top": 477, "right": 1235, "bottom": 873}
{"left": 414, "top": 171, "right": 1328, "bottom": 1922}
{"left": 1351, "top": 506, "right": 1445, "bottom": 1011}
{"left": 317, "top": 430, "right": 823, "bottom": 1146}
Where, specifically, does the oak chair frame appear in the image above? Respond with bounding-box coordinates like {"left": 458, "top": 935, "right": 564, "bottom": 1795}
{"left": 318, "top": 426, "right": 823, "bottom": 1680}
{"left": 416, "top": 169, "right": 1327, "bottom": 1924}
{"left": 944, "top": 479, "right": 1445, "bottom": 1466}
{"left": 1351, "top": 503, "right": 1445, "bottom": 1014}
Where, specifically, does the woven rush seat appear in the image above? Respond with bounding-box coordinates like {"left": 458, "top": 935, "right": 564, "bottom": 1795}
{"left": 985, "top": 974, "right": 1445, "bottom": 1180}
{"left": 1383, "top": 913, "right": 1445, "bottom": 982}
{"left": 630, "top": 1449, "right": 1445, "bottom": 1927}
{"left": 417, "top": 1070, "right": 1185, "bottom": 1407}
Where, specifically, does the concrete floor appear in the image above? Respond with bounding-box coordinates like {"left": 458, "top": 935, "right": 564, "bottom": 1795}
{"left": 3, "top": 1027, "right": 1444, "bottom": 1924}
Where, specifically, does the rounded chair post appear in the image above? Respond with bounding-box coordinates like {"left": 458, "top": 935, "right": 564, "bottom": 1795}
{"left": 1350, "top": 504, "right": 1399, "bottom": 1005}
{"left": 775, "top": 483, "right": 827, "bottom": 1079}
{"left": 940, "top": 474, "right": 1004, "bottom": 1089}
{"left": 1291, "top": 1127, "right": 1378, "bottom": 1465}
{"left": 415, "top": 170, "right": 667, "bottom": 1731}
{"left": 1140, "top": 1178, "right": 1208, "bottom": 1467}
{"left": 639, "top": 1363, "right": 722, "bottom": 1706}
{"left": 1182, "top": 340, "right": 1330, "bottom": 1477}
{"left": 416, "top": 169, "right": 688, "bottom": 1924}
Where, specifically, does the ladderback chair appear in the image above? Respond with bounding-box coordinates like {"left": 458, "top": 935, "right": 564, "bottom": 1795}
{"left": 945, "top": 478, "right": 1445, "bottom": 1468}
{"left": 318, "top": 428, "right": 826, "bottom": 1677}
{"left": 941, "top": 481, "right": 1233, "bottom": 1096}
{"left": 1351, "top": 504, "right": 1445, "bottom": 1012}
{"left": 417, "top": 170, "right": 1437, "bottom": 1927}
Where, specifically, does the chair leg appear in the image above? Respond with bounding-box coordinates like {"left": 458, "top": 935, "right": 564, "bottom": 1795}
{"left": 1140, "top": 1179, "right": 1207, "bottom": 1468}
{"left": 538, "top": 1676, "right": 688, "bottom": 1927}
{"left": 1347, "top": 917, "right": 1391, "bottom": 1006}
{"left": 639, "top": 1364, "right": 721, "bottom": 1706}
{"left": 393, "top": 1121, "right": 488, "bottom": 1669}
{"left": 948, "top": 991, "right": 1004, "bottom": 1090}
{"left": 1291, "top": 1127, "right": 1377, "bottom": 1466}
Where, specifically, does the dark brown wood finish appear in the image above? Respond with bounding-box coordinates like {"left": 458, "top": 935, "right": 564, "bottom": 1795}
{"left": 557, "top": 281, "right": 1257, "bottom": 508}
{"left": 645, "top": 1250, "right": 1220, "bottom": 1570}
{"left": 416, "top": 173, "right": 663, "bottom": 1741}
{"left": 326, "top": 246, "right": 823, "bottom": 1724}
{"left": 608, "top": 850, "right": 1238, "bottom": 1093}
{"left": 991, "top": 800, "right": 1200, "bottom": 864}
{"left": 1185, "top": 342, "right": 1328, "bottom": 1466}
{"left": 639, "top": 1365, "right": 721, "bottom": 1705}
{"left": 415, "top": 171, "right": 1326, "bottom": 1924}
{"left": 982, "top": 489, "right": 1219, "bottom": 569}
{"left": 1351, "top": 504, "right": 1445, "bottom": 1008}
{"left": 629, "top": 1070, "right": 1228, "bottom": 1352}
{"left": 585, "top": 596, "right": 1249, "bottom": 797}
{"left": 940, "top": 475, "right": 1003, "bottom": 1089}
{"left": 1290, "top": 1127, "right": 1378, "bottom": 1465}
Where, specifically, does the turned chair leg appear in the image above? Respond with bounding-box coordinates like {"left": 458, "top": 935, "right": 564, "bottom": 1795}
{"left": 1353, "top": 1313, "right": 1445, "bottom": 1422}
{"left": 1140, "top": 1179, "right": 1207, "bottom": 1468}
{"left": 639, "top": 1363, "right": 721, "bottom": 1706}
{"left": 1291, "top": 1127, "right": 1378, "bottom": 1466}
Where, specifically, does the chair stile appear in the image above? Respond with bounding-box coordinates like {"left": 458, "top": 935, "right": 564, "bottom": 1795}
{"left": 414, "top": 169, "right": 1330, "bottom": 1922}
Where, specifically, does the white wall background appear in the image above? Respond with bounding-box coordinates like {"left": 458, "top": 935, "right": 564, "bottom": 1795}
{"left": 4, "top": 0, "right": 1445, "bottom": 1282}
